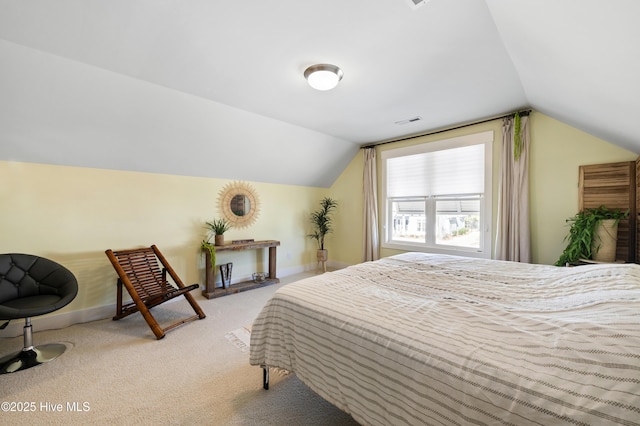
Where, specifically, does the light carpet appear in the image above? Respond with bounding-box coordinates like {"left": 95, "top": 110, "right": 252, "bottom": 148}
{"left": 0, "top": 274, "right": 359, "bottom": 426}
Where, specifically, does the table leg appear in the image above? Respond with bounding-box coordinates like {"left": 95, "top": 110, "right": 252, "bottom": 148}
{"left": 268, "top": 246, "right": 277, "bottom": 280}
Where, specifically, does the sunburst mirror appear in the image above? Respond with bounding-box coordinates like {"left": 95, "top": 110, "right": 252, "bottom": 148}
{"left": 217, "top": 181, "right": 260, "bottom": 228}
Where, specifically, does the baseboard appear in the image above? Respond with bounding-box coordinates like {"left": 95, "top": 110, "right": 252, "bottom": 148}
{"left": 0, "top": 304, "right": 115, "bottom": 339}
{"left": 328, "top": 259, "right": 350, "bottom": 270}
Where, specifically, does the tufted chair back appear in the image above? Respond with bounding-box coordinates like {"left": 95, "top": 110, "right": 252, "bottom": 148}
{"left": 0, "top": 254, "right": 78, "bottom": 320}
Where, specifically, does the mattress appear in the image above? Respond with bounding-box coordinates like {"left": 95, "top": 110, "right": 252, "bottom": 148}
{"left": 249, "top": 252, "right": 640, "bottom": 425}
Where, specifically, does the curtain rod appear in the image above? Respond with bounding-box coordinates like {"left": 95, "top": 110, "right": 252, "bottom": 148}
{"left": 361, "top": 109, "right": 531, "bottom": 149}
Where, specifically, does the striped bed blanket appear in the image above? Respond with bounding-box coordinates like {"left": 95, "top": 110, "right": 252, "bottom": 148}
{"left": 249, "top": 253, "right": 640, "bottom": 425}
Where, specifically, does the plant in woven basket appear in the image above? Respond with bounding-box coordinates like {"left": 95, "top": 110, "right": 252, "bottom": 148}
{"left": 307, "top": 197, "right": 338, "bottom": 273}
{"left": 555, "top": 205, "right": 629, "bottom": 266}
{"left": 307, "top": 197, "right": 338, "bottom": 251}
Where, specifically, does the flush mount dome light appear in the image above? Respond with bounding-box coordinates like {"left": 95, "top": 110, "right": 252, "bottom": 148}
{"left": 304, "top": 64, "right": 343, "bottom": 91}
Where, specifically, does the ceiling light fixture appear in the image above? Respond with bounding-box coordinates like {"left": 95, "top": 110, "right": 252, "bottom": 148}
{"left": 304, "top": 64, "right": 343, "bottom": 91}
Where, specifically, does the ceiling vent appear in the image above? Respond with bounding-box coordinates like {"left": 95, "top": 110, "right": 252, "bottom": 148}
{"left": 395, "top": 116, "right": 423, "bottom": 125}
{"left": 406, "top": 0, "right": 431, "bottom": 10}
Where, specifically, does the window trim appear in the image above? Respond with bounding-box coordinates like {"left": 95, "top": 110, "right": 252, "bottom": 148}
{"left": 380, "top": 131, "right": 493, "bottom": 258}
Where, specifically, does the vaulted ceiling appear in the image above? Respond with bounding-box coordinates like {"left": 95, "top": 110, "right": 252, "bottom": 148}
{"left": 1, "top": 0, "right": 638, "bottom": 187}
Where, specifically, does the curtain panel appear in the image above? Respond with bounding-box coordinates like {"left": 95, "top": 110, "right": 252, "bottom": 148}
{"left": 496, "top": 114, "right": 531, "bottom": 262}
{"left": 363, "top": 148, "right": 379, "bottom": 261}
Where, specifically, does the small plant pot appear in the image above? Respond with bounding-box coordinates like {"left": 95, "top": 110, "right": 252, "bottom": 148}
{"left": 215, "top": 234, "right": 225, "bottom": 246}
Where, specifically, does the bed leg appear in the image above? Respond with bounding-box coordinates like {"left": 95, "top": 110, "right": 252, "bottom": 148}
{"left": 262, "top": 366, "right": 269, "bottom": 390}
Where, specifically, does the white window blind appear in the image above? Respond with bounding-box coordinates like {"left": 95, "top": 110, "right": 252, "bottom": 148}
{"left": 381, "top": 130, "right": 493, "bottom": 258}
{"left": 387, "top": 144, "right": 484, "bottom": 197}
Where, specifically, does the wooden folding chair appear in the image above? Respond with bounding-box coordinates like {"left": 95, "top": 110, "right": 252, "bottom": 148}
{"left": 105, "top": 245, "right": 206, "bottom": 339}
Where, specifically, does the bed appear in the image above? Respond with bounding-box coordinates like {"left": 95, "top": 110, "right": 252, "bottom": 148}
{"left": 249, "top": 252, "right": 640, "bottom": 425}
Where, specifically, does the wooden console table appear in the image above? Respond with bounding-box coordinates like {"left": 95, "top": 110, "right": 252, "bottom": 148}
{"left": 203, "top": 240, "right": 280, "bottom": 299}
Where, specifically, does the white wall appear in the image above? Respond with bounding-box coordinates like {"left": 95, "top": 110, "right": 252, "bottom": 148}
{"left": 0, "top": 39, "right": 358, "bottom": 188}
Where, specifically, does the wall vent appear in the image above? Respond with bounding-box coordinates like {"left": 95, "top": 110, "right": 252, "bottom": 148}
{"left": 395, "top": 116, "right": 423, "bottom": 125}
{"left": 406, "top": 0, "right": 431, "bottom": 10}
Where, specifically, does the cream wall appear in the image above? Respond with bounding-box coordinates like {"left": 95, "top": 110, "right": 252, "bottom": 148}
{"left": 1, "top": 111, "right": 636, "bottom": 335}
{"left": 529, "top": 113, "right": 637, "bottom": 264}
{"left": 328, "top": 112, "right": 638, "bottom": 266}
{"left": 325, "top": 150, "right": 365, "bottom": 266}
{"left": 1, "top": 160, "right": 327, "bottom": 332}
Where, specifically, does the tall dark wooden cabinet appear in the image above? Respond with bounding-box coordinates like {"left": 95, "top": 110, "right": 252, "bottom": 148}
{"left": 578, "top": 161, "right": 637, "bottom": 263}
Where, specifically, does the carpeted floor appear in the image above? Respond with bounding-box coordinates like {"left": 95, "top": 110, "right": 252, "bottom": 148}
{"left": 0, "top": 274, "right": 359, "bottom": 425}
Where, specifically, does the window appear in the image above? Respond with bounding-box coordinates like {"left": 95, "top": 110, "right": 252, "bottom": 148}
{"left": 381, "top": 131, "right": 493, "bottom": 258}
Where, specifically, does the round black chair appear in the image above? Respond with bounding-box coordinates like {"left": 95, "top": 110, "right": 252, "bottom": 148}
{"left": 0, "top": 254, "right": 78, "bottom": 374}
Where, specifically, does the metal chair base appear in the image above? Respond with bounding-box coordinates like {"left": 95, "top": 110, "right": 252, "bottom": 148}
{"left": 0, "top": 343, "right": 67, "bottom": 374}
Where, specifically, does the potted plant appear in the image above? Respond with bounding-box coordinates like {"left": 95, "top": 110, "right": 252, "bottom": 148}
{"left": 555, "top": 205, "right": 629, "bottom": 266}
{"left": 307, "top": 197, "right": 338, "bottom": 272}
{"left": 206, "top": 218, "right": 232, "bottom": 246}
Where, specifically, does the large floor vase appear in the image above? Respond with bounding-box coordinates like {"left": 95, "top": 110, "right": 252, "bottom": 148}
{"left": 591, "top": 219, "right": 618, "bottom": 262}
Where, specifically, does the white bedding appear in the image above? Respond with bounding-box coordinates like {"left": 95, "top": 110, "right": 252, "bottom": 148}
{"left": 249, "top": 253, "right": 640, "bottom": 425}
